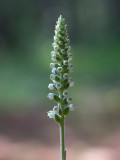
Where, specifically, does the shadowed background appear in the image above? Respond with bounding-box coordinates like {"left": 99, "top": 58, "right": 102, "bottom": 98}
{"left": 0, "top": 0, "right": 120, "bottom": 160}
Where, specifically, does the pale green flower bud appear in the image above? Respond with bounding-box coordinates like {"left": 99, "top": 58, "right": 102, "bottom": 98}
{"left": 47, "top": 110, "right": 55, "bottom": 119}
{"left": 47, "top": 93, "right": 54, "bottom": 100}
{"left": 53, "top": 106, "right": 59, "bottom": 113}
{"left": 51, "top": 55, "right": 56, "bottom": 61}
{"left": 69, "top": 81, "right": 75, "bottom": 87}
{"left": 51, "top": 51, "right": 56, "bottom": 56}
{"left": 61, "top": 49, "right": 65, "bottom": 54}
{"left": 50, "top": 63, "right": 55, "bottom": 68}
{"left": 63, "top": 73, "right": 68, "bottom": 79}
{"left": 52, "top": 80, "right": 57, "bottom": 84}
{"left": 69, "top": 67, "right": 74, "bottom": 72}
{"left": 63, "top": 90, "right": 69, "bottom": 97}
{"left": 69, "top": 104, "right": 75, "bottom": 111}
{"left": 68, "top": 77, "right": 73, "bottom": 83}
{"left": 57, "top": 67, "right": 63, "bottom": 72}
{"left": 48, "top": 83, "right": 54, "bottom": 90}
{"left": 52, "top": 68, "right": 57, "bottom": 74}
{"left": 50, "top": 74, "right": 55, "bottom": 80}
{"left": 67, "top": 96, "right": 72, "bottom": 103}
{"left": 63, "top": 60, "right": 68, "bottom": 65}
{"left": 56, "top": 82, "right": 62, "bottom": 89}
{"left": 67, "top": 53, "right": 72, "bottom": 58}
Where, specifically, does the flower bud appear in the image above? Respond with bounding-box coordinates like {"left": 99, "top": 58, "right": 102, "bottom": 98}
{"left": 67, "top": 53, "right": 72, "bottom": 58}
{"left": 47, "top": 93, "right": 54, "bottom": 100}
{"left": 63, "top": 60, "right": 68, "bottom": 65}
{"left": 69, "top": 81, "right": 75, "bottom": 87}
{"left": 56, "top": 82, "right": 62, "bottom": 89}
{"left": 68, "top": 63, "right": 73, "bottom": 69}
{"left": 50, "top": 63, "right": 55, "bottom": 68}
{"left": 69, "top": 67, "right": 74, "bottom": 72}
{"left": 53, "top": 106, "right": 59, "bottom": 113}
{"left": 48, "top": 83, "right": 54, "bottom": 90}
{"left": 63, "top": 73, "right": 68, "bottom": 79}
{"left": 61, "top": 49, "right": 65, "bottom": 54}
{"left": 67, "top": 96, "right": 72, "bottom": 103}
{"left": 50, "top": 74, "right": 55, "bottom": 80}
{"left": 63, "top": 90, "right": 69, "bottom": 97}
{"left": 51, "top": 51, "right": 56, "bottom": 56}
{"left": 47, "top": 110, "right": 55, "bottom": 119}
{"left": 68, "top": 77, "right": 73, "bottom": 83}
{"left": 52, "top": 68, "right": 57, "bottom": 74}
{"left": 68, "top": 57, "right": 72, "bottom": 62}
{"left": 52, "top": 80, "right": 57, "bottom": 84}
{"left": 69, "top": 104, "right": 75, "bottom": 111}
{"left": 57, "top": 67, "right": 63, "bottom": 72}
{"left": 51, "top": 55, "right": 56, "bottom": 61}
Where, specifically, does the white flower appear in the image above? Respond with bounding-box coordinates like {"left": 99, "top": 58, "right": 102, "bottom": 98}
{"left": 68, "top": 63, "right": 73, "bottom": 69}
{"left": 47, "top": 110, "right": 55, "bottom": 119}
{"left": 51, "top": 51, "right": 56, "bottom": 56}
{"left": 63, "top": 73, "right": 68, "bottom": 79}
{"left": 52, "top": 80, "right": 57, "bottom": 84}
{"left": 65, "top": 39, "right": 70, "bottom": 43}
{"left": 50, "top": 74, "right": 55, "bottom": 80}
{"left": 69, "top": 81, "right": 75, "bottom": 87}
{"left": 56, "top": 82, "right": 62, "bottom": 89}
{"left": 47, "top": 93, "right": 54, "bottom": 100}
{"left": 67, "top": 96, "right": 72, "bottom": 103}
{"left": 65, "top": 43, "right": 68, "bottom": 48}
{"left": 67, "top": 53, "right": 72, "bottom": 58}
{"left": 52, "top": 68, "right": 57, "bottom": 74}
{"left": 50, "top": 63, "right": 55, "bottom": 68}
{"left": 68, "top": 57, "right": 72, "bottom": 62}
{"left": 48, "top": 83, "right": 54, "bottom": 90}
{"left": 63, "top": 90, "right": 69, "bottom": 97}
{"left": 51, "top": 55, "right": 56, "bottom": 61}
{"left": 69, "top": 67, "right": 74, "bottom": 72}
{"left": 69, "top": 104, "right": 75, "bottom": 111}
{"left": 63, "top": 60, "right": 68, "bottom": 65}
{"left": 61, "top": 49, "right": 65, "bottom": 54}
{"left": 53, "top": 106, "right": 59, "bottom": 113}
{"left": 57, "top": 67, "right": 63, "bottom": 72}
{"left": 59, "top": 41, "right": 62, "bottom": 45}
{"left": 68, "top": 77, "right": 73, "bottom": 83}
{"left": 68, "top": 46, "right": 71, "bottom": 51}
{"left": 54, "top": 45, "right": 58, "bottom": 51}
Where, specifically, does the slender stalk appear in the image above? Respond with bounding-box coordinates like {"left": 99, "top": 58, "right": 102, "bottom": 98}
{"left": 47, "top": 15, "right": 75, "bottom": 160}
{"left": 60, "top": 117, "right": 65, "bottom": 160}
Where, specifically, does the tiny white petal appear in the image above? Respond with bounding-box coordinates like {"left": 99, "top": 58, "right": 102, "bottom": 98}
{"left": 69, "top": 81, "right": 75, "bottom": 87}
{"left": 63, "top": 73, "right": 68, "bottom": 79}
{"left": 52, "top": 68, "right": 57, "bottom": 74}
{"left": 47, "top": 110, "right": 55, "bottom": 119}
{"left": 50, "top": 74, "right": 55, "bottom": 80}
{"left": 56, "top": 82, "right": 62, "bottom": 89}
{"left": 57, "top": 67, "right": 63, "bottom": 72}
{"left": 47, "top": 93, "right": 54, "bottom": 100}
{"left": 50, "top": 63, "right": 55, "bottom": 68}
{"left": 63, "top": 60, "right": 68, "bottom": 65}
{"left": 52, "top": 80, "right": 57, "bottom": 84}
{"left": 63, "top": 90, "right": 69, "bottom": 97}
{"left": 48, "top": 83, "right": 54, "bottom": 90}
{"left": 53, "top": 106, "right": 59, "bottom": 113}
{"left": 69, "top": 104, "right": 75, "bottom": 111}
{"left": 67, "top": 97, "right": 72, "bottom": 103}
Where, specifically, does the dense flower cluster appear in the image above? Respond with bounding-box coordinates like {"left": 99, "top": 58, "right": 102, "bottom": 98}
{"left": 47, "top": 15, "right": 75, "bottom": 122}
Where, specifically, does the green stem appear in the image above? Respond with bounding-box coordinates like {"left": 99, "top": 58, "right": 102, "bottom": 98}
{"left": 60, "top": 116, "right": 65, "bottom": 160}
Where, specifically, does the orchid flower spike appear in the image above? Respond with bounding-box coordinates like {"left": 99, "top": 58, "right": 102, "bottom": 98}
{"left": 47, "top": 15, "right": 75, "bottom": 160}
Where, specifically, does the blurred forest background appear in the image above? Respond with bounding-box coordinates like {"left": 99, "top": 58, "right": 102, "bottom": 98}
{"left": 0, "top": 0, "right": 120, "bottom": 160}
